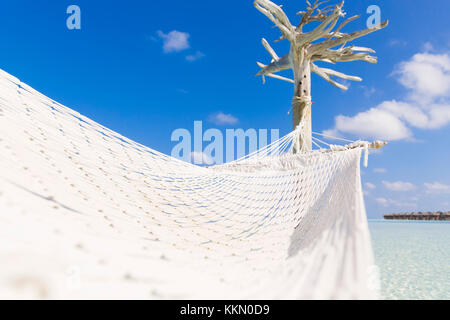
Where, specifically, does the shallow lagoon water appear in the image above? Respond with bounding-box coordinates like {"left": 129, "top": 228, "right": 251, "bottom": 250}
{"left": 369, "top": 220, "right": 450, "bottom": 300}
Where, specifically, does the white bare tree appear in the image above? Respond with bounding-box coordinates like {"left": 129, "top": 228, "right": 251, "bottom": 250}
{"left": 254, "top": 0, "right": 388, "bottom": 152}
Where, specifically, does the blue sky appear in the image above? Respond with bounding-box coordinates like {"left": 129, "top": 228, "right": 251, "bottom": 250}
{"left": 0, "top": 0, "right": 449, "bottom": 218}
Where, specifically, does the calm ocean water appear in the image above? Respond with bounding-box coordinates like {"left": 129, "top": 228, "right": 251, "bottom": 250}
{"left": 369, "top": 220, "right": 450, "bottom": 300}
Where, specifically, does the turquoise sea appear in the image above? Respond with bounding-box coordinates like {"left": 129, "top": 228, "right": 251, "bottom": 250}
{"left": 369, "top": 220, "right": 450, "bottom": 300}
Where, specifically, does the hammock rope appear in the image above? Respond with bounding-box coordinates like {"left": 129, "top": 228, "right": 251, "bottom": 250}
{"left": 0, "top": 69, "right": 378, "bottom": 299}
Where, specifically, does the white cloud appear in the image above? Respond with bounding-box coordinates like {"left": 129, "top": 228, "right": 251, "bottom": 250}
{"left": 375, "top": 197, "right": 389, "bottom": 206}
{"left": 424, "top": 182, "right": 450, "bottom": 194}
{"left": 373, "top": 168, "right": 387, "bottom": 173}
{"left": 145, "top": 35, "right": 157, "bottom": 42}
{"left": 426, "top": 104, "right": 450, "bottom": 128}
{"left": 375, "top": 197, "right": 417, "bottom": 208}
{"left": 379, "top": 100, "right": 429, "bottom": 128}
{"left": 363, "top": 182, "right": 376, "bottom": 196}
{"left": 365, "top": 182, "right": 376, "bottom": 190}
{"left": 208, "top": 112, "right": 239, "bottom": 125}
{"left": 382, "top": 180, "right": 416, "bottom": 192}
{"left": 395, "top": 52, "right": 450, "bottom": 101}
{"left": 388, "top": 39, "right": 407, "bottom": 47}
{"left": 360, "top": 86, "right": 377, "bottom": 97}
{"left": 325, "top": 52, "right": 450, "bottom": 141}
{"left": 157, "top": 30, "right": 190, "bottom": 53}
{"left": 327, "top": 107, "right": 412, "bottom": 140}
{"left": 186, "top": 51, "right": 205, "bottom": 62}
{"left": 423, "top": 42, "right": 434, "bottom": 52}
{"left": 190, "top": 151, "right": 213, "bottom": 166}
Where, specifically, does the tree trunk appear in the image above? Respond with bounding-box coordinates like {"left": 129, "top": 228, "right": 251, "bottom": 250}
{"left": 292, "top": 55, "right": 312, "bottom": 153}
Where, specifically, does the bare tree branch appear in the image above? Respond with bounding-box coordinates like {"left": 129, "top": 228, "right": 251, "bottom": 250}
{"left": 256, "top": 61, "right": 294, "bottom": 84}
{"left": 349, "top": 46, "right": 376, "bottom": 53}
{"left": 312, "top": 45, "right": 378, "bottom": 64}
{"left": 261, "top": 38, "right": 280, "bottom": 61}
{"left": 303, "top": 3, "right": 344, "bottom": 40}
{"left": 309, "top": 20, "right": 388, "bottom": 54}
{"left": 297, "top": 1, "right": 334, "bottom": 29}
{"left": 256, "top": 54, "right": 292, "bottom": 76}
{"left": 310, "top": 63, "right": 348, "bottom": 90}
{"left": 326, "top": 14, "right": 359, "bottom": 39}
{"left": 254, "top": 0, "right": 295, "bottom": 41}
{"left": 319, "top": 66, "right": 362, "bottom": 81}
{"left": 297, "top": 1, "right": 320, "bottom": 28}
{"left": 266, "top": 73, "right": 295, "bottom": 83}
{"left": 297, "top": 1, "right": 345, "bottom": 43}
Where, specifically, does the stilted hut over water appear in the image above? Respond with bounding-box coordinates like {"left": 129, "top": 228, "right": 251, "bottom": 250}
{"left": 384, "top": 212, "right": 450, "bottom": 221}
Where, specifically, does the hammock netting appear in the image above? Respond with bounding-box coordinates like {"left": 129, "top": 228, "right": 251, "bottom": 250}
{"left": 0, "top": 69, "right": 378, "bottom": 299}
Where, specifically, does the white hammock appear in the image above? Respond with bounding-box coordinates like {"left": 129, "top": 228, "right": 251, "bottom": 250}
{"left": 0, "top": 69, "right": 378, "bottom": 299}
